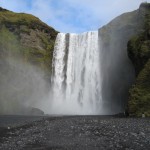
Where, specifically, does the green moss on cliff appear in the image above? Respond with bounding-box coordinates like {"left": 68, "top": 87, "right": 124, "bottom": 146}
{"left": 0, "top": 8, "right": 57, "bottom": 37}
{"left": 128, "top": 60, "right": 150, "bottom": 116}
{"left": 99, "top": 3, "right": 147, "bottom": 113}
{"left": 0, "top": 26, "right": 21, "bottom": 57}
{"left": 0, "top": 8, "right": 58, "bottom": 114}
{"left": 127, "top": 3, "right": 150, "bottom": 117}
{"left": 0, "top": 7, "right": 58, "bottom": 76}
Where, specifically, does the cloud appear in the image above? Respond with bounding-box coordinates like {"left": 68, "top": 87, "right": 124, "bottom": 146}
{"left": 62, "top": 0, "right": 149, "bottom": 28}
{"left": 0, "top": 0, "right": 150, "bottom": 33}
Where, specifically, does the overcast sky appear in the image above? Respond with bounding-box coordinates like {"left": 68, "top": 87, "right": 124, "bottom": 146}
{"left": 0, "top": 0, "right": 149, "bottom": 33}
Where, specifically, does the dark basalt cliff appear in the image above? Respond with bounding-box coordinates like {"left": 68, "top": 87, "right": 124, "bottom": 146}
{"left": 127, "top": 3, "right": 150, "bottom": 117}
{"left": 99, "top": 3, "right": 149, "bottom": 115}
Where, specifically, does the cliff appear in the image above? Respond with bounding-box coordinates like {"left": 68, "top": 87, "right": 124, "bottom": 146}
{"left": 99, "top": 3, "right": 148, "bottom": 114}
{"left": 0, "top": 7, "right": 58, "bottom": 73}
{"left": 99, "top": 3, "right": 144, "bottom": 114}
{"left": 127, "top": 3, "right": 150, "bottom": 117}
{"left": 0, "top": 8, "right": 58, "bottom": 115}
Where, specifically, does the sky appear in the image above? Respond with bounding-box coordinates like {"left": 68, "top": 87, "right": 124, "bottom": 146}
{"left": 0, "top": 0, "right": 150, "bottom": 33}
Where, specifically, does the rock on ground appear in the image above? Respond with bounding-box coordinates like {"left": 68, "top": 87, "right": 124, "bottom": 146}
{"left": 0, "top": 116, "right": 149, "bottom": 150}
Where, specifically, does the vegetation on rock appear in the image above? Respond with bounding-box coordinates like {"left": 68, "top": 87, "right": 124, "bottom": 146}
{"left": 99, "top": 4, "right": 146, "bottom": 114}
{"left": 0, "top": 7, "right": 58, "bottom": 74}
{"left": 0, "top": 7, "right": 58, "bottom": 114}
{"left": 127, "top": 3, "right": 150, "bottom": 117}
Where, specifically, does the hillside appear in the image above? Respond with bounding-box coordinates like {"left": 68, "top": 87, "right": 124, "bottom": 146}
{"left": 0, "top": 7, "right": 58, "bottom": 74}
{"left": 99, "top": 3, "right": 146, "bottom": 114}
{"left": 0, "top": 8, "right": 58, "bottom": 115}
{"left": 127, "top": 3, "right": 150, "bottom": 116}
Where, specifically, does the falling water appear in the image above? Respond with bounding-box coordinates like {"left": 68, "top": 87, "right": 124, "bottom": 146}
{"left": 51, "top": 31, "right": 103, "bottom": 115}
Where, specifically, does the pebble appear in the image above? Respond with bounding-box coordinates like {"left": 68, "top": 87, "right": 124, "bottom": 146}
{"left": 0, "top": 117, "right": 149, "bottom": 150}
{"left": 140, "top": 132, "right": 145, "bottom": 136}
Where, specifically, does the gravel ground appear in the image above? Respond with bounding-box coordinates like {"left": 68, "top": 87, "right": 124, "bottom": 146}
{"left": 0, "top": 115, "right": 47, "bottom": 128}
{"left": 0, "top": 116, "right": 149, "bottom": 150}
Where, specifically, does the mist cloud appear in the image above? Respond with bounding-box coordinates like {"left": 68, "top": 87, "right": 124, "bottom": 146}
{"left": 0, "top": 58, "right": 51, "bottom": 115}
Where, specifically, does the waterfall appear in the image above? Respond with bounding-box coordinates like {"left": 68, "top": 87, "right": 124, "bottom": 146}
{"left": 51, "top": 31, "right": 104, "bottom": 115}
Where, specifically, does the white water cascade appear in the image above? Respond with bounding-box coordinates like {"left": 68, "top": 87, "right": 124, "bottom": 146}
{"left": 51, "top": 31, "right": 104, "bottom": 115}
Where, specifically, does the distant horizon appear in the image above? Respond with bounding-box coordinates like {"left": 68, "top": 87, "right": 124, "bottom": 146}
{"left": 0, "top": 0, "right": 150, "bottom": 33}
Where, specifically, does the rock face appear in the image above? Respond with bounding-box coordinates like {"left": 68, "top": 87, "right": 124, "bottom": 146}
{"left": 99, "top": 4, "right": 145, "bottom": 114}
{"left": 0, "top": 7, "right": 57, "bottom": 74}
{"left": 0, "top": 7, "right": 58, "bottom": 115}
{"left": 127, "top": 3, "right": 150, "bottom": 117}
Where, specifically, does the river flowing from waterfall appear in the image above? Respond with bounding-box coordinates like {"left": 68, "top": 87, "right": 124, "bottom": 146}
{"left": 50, "top": 31, "right": 104, "bottom": 115}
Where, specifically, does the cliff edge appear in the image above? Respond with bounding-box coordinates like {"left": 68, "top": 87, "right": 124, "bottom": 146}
{"left": 0, "top": 8, "right": 58, "bottom": 115}
{"left": 127, "top": 3, "right": 150, "bottom": 117}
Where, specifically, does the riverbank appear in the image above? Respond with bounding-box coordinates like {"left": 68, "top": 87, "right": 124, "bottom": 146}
{"left": 0, "top": 116, "right": 149, "bottom": 149}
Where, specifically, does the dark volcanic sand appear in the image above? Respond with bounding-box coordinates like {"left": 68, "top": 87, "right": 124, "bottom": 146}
{"left": 0, "top": 116, "right": 149, "bottom": 150}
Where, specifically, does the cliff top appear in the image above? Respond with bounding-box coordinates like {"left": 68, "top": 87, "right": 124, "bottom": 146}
{"left": 140, "top": 2, "right": 150, "bottom": 9}
{"left": 0, "top": 7, "right": 8, "bottom": 12}
{"left": 0, "top": 7, "right": 58, "bottom": 37}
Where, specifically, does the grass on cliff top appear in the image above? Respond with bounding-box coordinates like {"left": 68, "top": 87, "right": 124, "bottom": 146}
{"left": 0, "top": 8, "right": 58, "bottom": 36}
{"left": 0, "top": 9, "right": 39, "bottom": 24}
